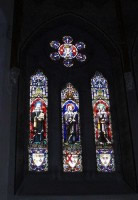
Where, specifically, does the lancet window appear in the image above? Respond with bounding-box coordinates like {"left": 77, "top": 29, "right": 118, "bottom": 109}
{"left": 61, "top": 83, "right": 82, "bottom": 172}
{"left": 28, "top": 71, "right": 48, "bottom": 172}
{"left": 91, "top": 72, "right": 115, "bottom": 172}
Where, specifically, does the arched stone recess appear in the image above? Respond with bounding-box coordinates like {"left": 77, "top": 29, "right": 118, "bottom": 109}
{"left": 12, "top": 13, "right": 136, "bottom": 195}
{"left": 19, "top": 13, "right": 121, "bottom": 72}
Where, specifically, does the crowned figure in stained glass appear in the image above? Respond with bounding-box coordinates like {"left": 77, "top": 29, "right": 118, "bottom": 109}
{"left": 50, "top": 36, "right": 86, "bottom": 67}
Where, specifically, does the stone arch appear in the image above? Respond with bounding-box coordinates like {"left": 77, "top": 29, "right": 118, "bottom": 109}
{"left": 18, "top": 13, "right": 121, "bottom": 73}
{"left": 13, "top": 12, "right": 136, "bottom": 195}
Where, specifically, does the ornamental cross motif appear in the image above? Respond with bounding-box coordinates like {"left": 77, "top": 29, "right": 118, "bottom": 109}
{"left": 50, "top": 36, "right": 86, "bottom": 67}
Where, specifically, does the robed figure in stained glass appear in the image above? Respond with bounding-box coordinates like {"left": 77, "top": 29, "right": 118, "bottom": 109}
{"left": 63, "top": 102, "right": 79, "bottom": 144}
{"left": 95, "top": 102, "right": 111, "bottom": 145}
{"left": 31, "top": 101, "right": 46, "bottom": 144}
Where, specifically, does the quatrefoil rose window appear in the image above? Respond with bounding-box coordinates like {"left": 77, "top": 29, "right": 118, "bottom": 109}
{"left": 50, "top": 36, "right": 86, "bottom": 67}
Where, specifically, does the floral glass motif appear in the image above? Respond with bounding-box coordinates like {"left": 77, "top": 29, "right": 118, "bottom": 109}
{"left": 50, "top": 36, "right": 86, "bottom": 67}
{"left": 61, "top": 83, "right": 82, "bottom": 172}
{"left": 29, "top": 71, "right": 48, "bottom": 172}
{"left": 91, "top": 72, "right": 115, "bottom": 172}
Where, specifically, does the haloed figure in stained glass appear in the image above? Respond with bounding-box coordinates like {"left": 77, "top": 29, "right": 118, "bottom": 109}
{"left": 64, "top": 103, "right": 79, "bottom": 144}
{"left": 31, "top": 101, "right": 45, "bottom": 144}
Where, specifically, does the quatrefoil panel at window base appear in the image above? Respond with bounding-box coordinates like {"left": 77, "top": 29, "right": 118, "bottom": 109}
{"left": 50, "top": 36, "right": 86, "bottom": 67}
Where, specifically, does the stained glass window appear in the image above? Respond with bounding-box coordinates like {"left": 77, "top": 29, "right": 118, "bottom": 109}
{"left": 50, "top": 36, "right": 86, "bottom": 67}
{"left": 28, "top": 71, "right": 48, "bottom": 172}
{"left": 61, "top": 83, "right": 82, "bottom": 172}
{"left": 91, "top": 72, "right": 115, "bottom": 172}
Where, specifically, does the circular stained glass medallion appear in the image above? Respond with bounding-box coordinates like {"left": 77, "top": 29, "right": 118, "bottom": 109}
{"left": 50, "top": 36, "right": 86, "bottom": 67}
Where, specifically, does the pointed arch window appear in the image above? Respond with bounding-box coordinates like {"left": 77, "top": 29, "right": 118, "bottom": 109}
{"left": 61, "top": 83, "right": 82, "bottom": 172}
{"left": 28, "top": 71, "right": 48, "bottom": 172}
{"left": 91, "top": 72, "right": 115, "bottom": 172}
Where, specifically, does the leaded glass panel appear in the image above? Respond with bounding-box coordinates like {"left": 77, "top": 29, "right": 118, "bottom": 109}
{"left": 91, "top": 72, "right": 115, "bottom": 172}
{"left": 28, "top": 71, "right": 48, "bottom": 172}
{"left": 50, "top": 36, "right": 86, "bottom": 67}
{"left": 61, "top": 83, "right": 82, "bottom": 172}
